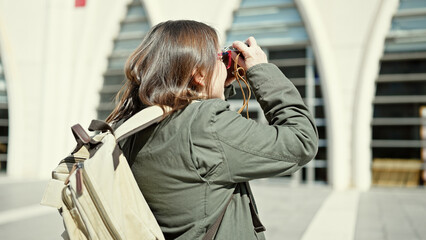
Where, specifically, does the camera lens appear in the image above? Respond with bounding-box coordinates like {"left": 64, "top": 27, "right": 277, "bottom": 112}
{"left": 222, "top": 52, "right": 230, "bottom": 65}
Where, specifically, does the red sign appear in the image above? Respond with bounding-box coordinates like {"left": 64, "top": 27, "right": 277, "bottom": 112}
{"left": 75, "top": 0, "right": 86, "bottom": 7}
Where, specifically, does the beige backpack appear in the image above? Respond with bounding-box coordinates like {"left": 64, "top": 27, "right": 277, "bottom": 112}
{"left": 41, "top": 105, "right": 237, "bottom": 240}
{"left": 41, "top": 106, "right": 166, "bottom": 240}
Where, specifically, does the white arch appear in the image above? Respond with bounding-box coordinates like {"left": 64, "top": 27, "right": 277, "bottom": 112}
{"left": 296, "top": 0, "right": 399, "bottom": 189}
{"left": 351, "top": 0, "right": 399, "bottom": 190}
{"left": 296, "top": 0, "right": 347, "bottom": 189}
{"left": 37, "top": 0, "right": 134, "bottom": 178}
{"left": 0, "top": 7, "right": 24, "bottom": 177}
{"left": 0, "top": 0, "right": 133, "bottom": 178}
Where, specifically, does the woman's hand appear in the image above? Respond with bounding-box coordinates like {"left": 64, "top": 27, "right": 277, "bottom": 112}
{"left": 232, "top": 36, "right": 268, "bottom": 70}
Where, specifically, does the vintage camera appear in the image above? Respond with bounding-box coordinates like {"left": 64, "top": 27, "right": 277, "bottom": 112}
{"left": 220, "top": 46, "right": 244, "bottom": 81}
{"left": 220, "top": 46, "right": 240, "bottom": 68}
{"left": 220, "top": 45, "right": 251, "bottom": 117}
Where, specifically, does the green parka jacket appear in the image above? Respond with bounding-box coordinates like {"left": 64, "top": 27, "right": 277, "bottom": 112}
{"left": 120, "top": 63, "right": 318, "bottom": 239}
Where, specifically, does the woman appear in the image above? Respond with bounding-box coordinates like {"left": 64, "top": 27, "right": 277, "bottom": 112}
{"left": 107, "top": 20, "right": 318, "bottom": 240}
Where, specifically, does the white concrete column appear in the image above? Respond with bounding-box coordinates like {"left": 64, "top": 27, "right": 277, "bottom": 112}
{"left": 351, "top": 0, "right": 399, "bottom": 190}
{"left": 296, "top": 0, "right": 395, "bottom": 189}
{"left": 296, "top": 0, "right": 349, "bottom": 189}
{"left": 0, "top": 0, "right": 50, "bottom": 178}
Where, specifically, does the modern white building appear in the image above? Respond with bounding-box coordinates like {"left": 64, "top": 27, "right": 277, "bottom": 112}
{"left": 0, "top": 0, "right": 424, "bottom": 190}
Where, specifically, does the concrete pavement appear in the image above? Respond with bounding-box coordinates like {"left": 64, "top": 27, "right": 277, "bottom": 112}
{"left": 0, "top": 176, "right": 425, "bottom": 240}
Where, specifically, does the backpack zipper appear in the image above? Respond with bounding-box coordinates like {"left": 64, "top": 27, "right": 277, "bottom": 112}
{"left": 75, "top": 162, "right": 83, "bottom": 195}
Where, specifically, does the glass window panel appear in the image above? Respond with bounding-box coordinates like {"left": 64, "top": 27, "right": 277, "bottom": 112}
{"left": 316, "top": 147, "right": 327, "bottom": 160}
{"left": 241, "top": 0, "right": 294, "bottom": 8}
{"left": 315, "top": 168, "right": 327, "bottom": 182}
{"left": 0, "top": 126, "right": 7, "bottom": 136}
{"left": 234, "top": 8, "right": 301, "bottom": 25}
{"left": 315, "top": 85, "right": 323, "bottom": 98}
{"left": 269, "top": 48, "right": 306, "bottom": 59}
{"left": 277, "top": 65, "right": 305, "bottom": 78}
{"left": 373, "top": 125, "right": 420, "bottom": 140}
{"left": 119, "top": 22, "right": 150, "bottom": 34}
{"left": 392, "top": 15, "right": 426, "bottom": 31}
{"left": 376, "top": 81, "right": 426, "bottom": 95}
{"left": 100, "top": 93, "right": 117, "bottom": 103}
{"left": 107, "top": 57, "right": 127, "bottom": 70}
{"left": 0, "top": 96, "right": 7, "bottom": 104}
{"left": 113, "top": 39, "right": 141, "bottom": 51}
{"left": 317, "top": 126, "right": 326, "bottom": 139}
{"left": 104, "top": 75, "right": 125, "bottom": 86}
{"left": 385, "top": 41, "right": 426, "bottom": 53}
{"left": 97, "top": 110, "right": 111, "bottom": 121}
{"left": 296, "top": 86, "right": 305, "bottom": 97}
{"left": 0, "top": 109, "right": 8, "bottom": 119}
{"left": 0, "top": 143, "right": 7, "bottom": 153}
{"left": 126, "top": 4, "right": 147, "bottom": 18}
{"left": 0, "top": 161, "right": 6, "bottom": 170}
{"left": 379, "top": 59, "right": 426, "bottom": 74}
{"left": 301, "top": 167, "right": 328, "bottom": 182}
{"left": 373, "top": 103, "right": 421, "bottom": 118}
{"left": 398, "top": 0, "right": 426, "bottom": 10}
{"left": 315, "top": 106, "right": 325, "bottom": 118}
{"left": 373, "top": 147, "right": 420, "bottom": 158}
{"left": 227, "top": 29, "right": 308, "bottom": 47}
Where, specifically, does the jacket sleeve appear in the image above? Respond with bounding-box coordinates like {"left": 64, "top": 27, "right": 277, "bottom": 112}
{"left": 212, "top": 63, "right": 318, "bottom": 183}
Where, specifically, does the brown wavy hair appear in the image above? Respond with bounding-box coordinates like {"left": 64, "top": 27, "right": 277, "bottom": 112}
{"left": 106, "top": 20, "right": 219, "bottom": 123}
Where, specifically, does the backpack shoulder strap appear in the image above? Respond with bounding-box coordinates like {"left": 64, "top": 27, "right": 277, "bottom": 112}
{"left": 114, "top": 106, "right": 165, "bottom": 142}
{"left": 114, "top": 101, "right": 201, "bottom": 142}
{"left": 202, "top": 195, "right": 233, "bottom": 240}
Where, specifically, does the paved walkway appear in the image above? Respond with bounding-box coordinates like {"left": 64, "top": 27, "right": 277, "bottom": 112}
{"left": 0, "top": 177, "right": 63, "bottom": 240}
{"left": 355, "top": 188, "right": 426, "bottom": 240}
{"left": 0, "top": 176, "right": 425, "bottom": 240}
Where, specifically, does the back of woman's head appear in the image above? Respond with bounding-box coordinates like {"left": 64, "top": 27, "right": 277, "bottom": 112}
{"left": 106, "top": 20, "right": 219, "bottom": 123}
